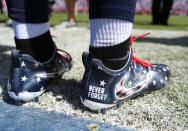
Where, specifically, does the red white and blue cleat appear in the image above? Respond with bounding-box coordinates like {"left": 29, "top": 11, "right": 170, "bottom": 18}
{"left": 7, "top": 48, "right": 72, "bottom": 104}
{"left": 81, "top": 33, "right": 171, "bottom": 113}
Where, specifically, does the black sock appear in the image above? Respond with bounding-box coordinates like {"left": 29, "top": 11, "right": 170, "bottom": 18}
{"left": 14, "top": 31, "right": 56, "bottom": 63}
{"left": 89, "top": 38, "right": 130, "bottom": 70}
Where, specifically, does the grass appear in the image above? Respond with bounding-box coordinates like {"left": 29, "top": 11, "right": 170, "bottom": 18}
{"left": 0, "top": 13, "right": 188, "bottom": 31}
{"left": 0, "top": 14, "right": 8, "bottom": 23}
{"left": 134, "top": 14, "right": 188, "bottom": 31}
{"left": 49, "top": 13, "right": 89, "bottom": 27}
{"left": 49, "top": 13, "right": 188, "bottom": 31}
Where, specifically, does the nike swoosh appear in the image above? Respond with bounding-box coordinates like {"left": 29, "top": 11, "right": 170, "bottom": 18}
{"left": 115, "top": 73, "right": 151, "bottom": 99}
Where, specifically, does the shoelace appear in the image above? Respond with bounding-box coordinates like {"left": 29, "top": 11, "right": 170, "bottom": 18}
{"left": 129, "top": 33, "right": 153, "bottom": 68}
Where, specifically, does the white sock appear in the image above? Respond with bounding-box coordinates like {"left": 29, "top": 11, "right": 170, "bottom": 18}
{"left": 90, "top": 18, "right": 133, "bottom": 47}
{"left": 12, "top": 20, "right": 50, "bottom": 39}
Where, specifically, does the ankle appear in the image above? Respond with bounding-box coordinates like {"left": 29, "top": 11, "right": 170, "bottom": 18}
{"left": 15, "top": 31, "right": 56, "bottom": 63}
{"left": 89, "top": 38, "right": 130, "bottom": 70}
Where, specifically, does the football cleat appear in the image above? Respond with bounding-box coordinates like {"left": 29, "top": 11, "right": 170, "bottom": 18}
{"left": 7, "top": 48, "right": 72, "bottom": 102}
{"left": 81, "top": 33, "right": 171, "bottom": 112}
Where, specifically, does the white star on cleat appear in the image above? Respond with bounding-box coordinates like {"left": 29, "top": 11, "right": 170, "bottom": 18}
{"left": 36, "top": 77, "right": 41, "bottom": 82}
{"left": 21, "top": 76, "right": 28, "bottom": 82}
{"left": 34, "top": 63, "right": 39, "bottom": 68}
{"left": 40, "top": 86, "right": 44, "bottom": 91}
{"left": 160, "top": 79, "right": 163, "bottom": 84}
{"left": 165, "top": 76, "right": 168, "bottom": 81}
{"left": 128, "top": 80, "right": 132, "bottom": 86}
{"left": 143, "top": 70, "right": 147, "bottom": 74}
{"left": 98, "top": 67, "right": 103, "bottom": 70}
{"left": 134, "top": 64, "right": 137, "bottom": 69}
{"left": 153, "top": 80, "right": 156, "bottom": 85}
{"left": 129, "top": 67, "right": 131, "bottom": 71}
{"left": 163, "top": 68, "right": 167, "bottom": 72}
{"left": 100, "top": 80, "right": 106, "bottom": 87}
{"left": 21, "top": 62, "right": 26, "bottom": 67}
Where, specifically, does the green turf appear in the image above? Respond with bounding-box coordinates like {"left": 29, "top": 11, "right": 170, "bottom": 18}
{"left": 0, "top": 14, "right": 8, "bottom": 23}
{"left": 1, "top": 13, "right": 188, "bottom": 31}
{"left": 134, "top": 14, "right": 188, "bottom": 31}
{"left": 49, "top": 13, "right": 188, "bottom": 31}
{"left": 49, "top": 13, "right": 89, "bottom": 26}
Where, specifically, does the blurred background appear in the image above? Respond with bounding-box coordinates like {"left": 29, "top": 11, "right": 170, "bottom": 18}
{"left": 0, "top": 0, "right": 188, "bottom": 30}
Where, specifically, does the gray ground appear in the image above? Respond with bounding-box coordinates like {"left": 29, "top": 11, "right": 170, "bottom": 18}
{"left": 0, "top": 25, "right": 188, "bottom": 131}
{"left": 0, "top": 101, "right": 127, "bottom": 131}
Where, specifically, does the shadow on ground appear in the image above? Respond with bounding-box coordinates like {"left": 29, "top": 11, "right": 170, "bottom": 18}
{"left": 0, "top": 44, "right": 85, "bottom": 110}
{"left": 0, "top": 45, "right": 14, "bottom": 102}
{"left": 47, "top": 78, "right": 86, "bottom": 111}
{"left": 137, "top": 36, "right": 188, "bottom": 47}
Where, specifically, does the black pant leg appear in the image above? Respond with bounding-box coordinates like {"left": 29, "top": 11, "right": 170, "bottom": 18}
{"left": 0, "top": 0, "right": 3, "bottom": 14}
{"left": 5, "top": 0, "right": 49, "bottom": 23}
{"left": 152, "top": 0, "right": 162, "bottom": 24}
{"left": 161, "top": 0, "right": 173, "bottom": 25}
{"left": 89, "top": 0, "right": 137, "bottom": 23}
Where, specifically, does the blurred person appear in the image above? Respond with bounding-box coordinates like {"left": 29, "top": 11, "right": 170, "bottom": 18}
{"left": 65, "top": 0, "right": 76, "bottom": 26}
{"left": 0, "top": 0, "right": 3, "bottom": 14}
{"left": 152, "top": 0, "right": 174, "bottom": 25}
{"left": 48, "top": 0, "right": 55, "bottom": 17}
{"left": 5, "top": 0, "right": 170, "bottom": 113}
{"left": 56, "top": 0, "right": 77, "bottom": 28}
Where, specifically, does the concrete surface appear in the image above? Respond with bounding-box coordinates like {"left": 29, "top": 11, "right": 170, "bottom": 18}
{"left": 0, "top": 101, "right": 129, "bottom": 131}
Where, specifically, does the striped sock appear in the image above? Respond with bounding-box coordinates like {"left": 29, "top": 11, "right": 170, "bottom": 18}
{"left": 90, "top": 18, "right": 132, "bottom": 47}
{"left": 12, "top": 20, "right": 55, "bottom": 63}
{"left": 12, "top": 20, "right": 49, "bottom": 39}
{"left": 89, "top": 18, "right": 132, "bottom": 70}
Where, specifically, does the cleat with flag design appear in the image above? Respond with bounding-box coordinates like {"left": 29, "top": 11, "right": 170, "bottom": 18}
{"left": 81, "top": 34, "right": 171, "bottom": 111}
{"left": 7, "top": 48, "right": 72, "bottom": 102}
